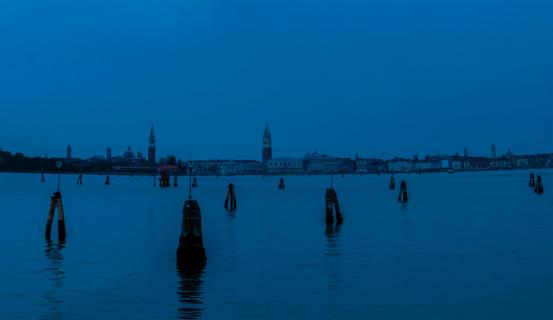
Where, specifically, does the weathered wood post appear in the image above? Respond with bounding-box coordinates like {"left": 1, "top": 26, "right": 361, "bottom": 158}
{"left": 224, "top": 183, "right": 237, "bottom": 211}
{"left": 56, "top": 192, "right": 66, "bottom": 240}
{"left": 176, "top": 198, "right": 206, "bottom": 262}
{"left": 173, "top": 175, "right": 178, "bottom": 187}
{"left": 105, "top": 175, "right": 110, "bottom": 185}
{"left": 534, "top": 176, "right": 544, "bottom": 195}
{"left": 192, "top": 177, "right": 198, "bottom": 188}
{"left": 40, "top": 173, "right": 46, "bottom": 183}
{"left": 45, "top": 194, "right": 57, "bottom": 239}
{"left": 325, "top": 188, "right": 344, "bottom": 224}
{"left": 278, "top": 177, "right": 285, "bottom": 190}
{"left": 45, "top": 161, "right": 66, "bottom": 241}
{"left": 529, "top": 173, "right": 536, "bottom": 187}
{"left": 160, "top": 170, "right": 170, "bottom": 188}
{"left": 177, "top": 168, "right": 206, "bottom": 263}
{"left": 77, "top": 174, "right": 83, "bottom": 185}
{"left": 398, "top": 180, "right": 408, "bottom": 203}
{"left": 389, "top": 175, "right": 395, "bottom": 190}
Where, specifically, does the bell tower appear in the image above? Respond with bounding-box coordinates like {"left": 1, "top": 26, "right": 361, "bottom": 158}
{"left": 148, "top": 125, "right": 156, "bottom": 165}
{"left": 262, "top": 122, "right": 272, "bottom": 164}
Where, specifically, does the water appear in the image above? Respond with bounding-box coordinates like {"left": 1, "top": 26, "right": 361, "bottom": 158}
{"left": 0, "top": 171, "right": 552, "bottom": 319}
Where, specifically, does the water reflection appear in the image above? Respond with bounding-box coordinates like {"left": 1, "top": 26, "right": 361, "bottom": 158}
{"left": 42, "top": 239, "right": 65, "bottom": 320}
{"left": 325, "top": 224, "right": 342, "bottom": 317}
{"left": 176, "top": 260, "right": 206, "bottom": 320}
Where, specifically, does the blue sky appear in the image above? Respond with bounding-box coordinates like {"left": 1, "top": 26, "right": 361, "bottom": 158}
{"left": 0, "top": 0, "right": 552, "bottom": 160}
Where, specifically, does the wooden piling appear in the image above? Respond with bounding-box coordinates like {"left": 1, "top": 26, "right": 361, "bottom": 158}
{"left": 192, "top": 177, "right": 198, "bottom": 188}
{"left": 534, "top": 176, "right": 544, "bottom": 195}
{"left": 105, "top": 175, "right": 110, "bottom": 185}
{"left": 160, "top": 170, "right": 170, "bottom": 188}
{"left": 389, "top": 176, "right": 395, "bottom": 190}
{"left": 77, "top": 174, "right": 83, "bottom": 185}
{"left": 398, "top": 180, "right": 408, "bottom": 203}
{"left": 45, "top": 191, "right": 66, "bottom": 240}
{"left": 529, "top": 173, "right": 535, "bottom": 187}
{"left": 56, "top": 192, "right": 66, "bottom": 240}
{"left": 278, "top": 177, "right": 285, "bottom": 190}
{"left": 45, "top": 195, "right": 56, "bottom": 239}
{"left": 177, "top": 198, "right": 206, "bottom": 263}
{"left": 40, "top": 173, "right": 46, "bottom": 183}
{"left": 325, "top": 188, "right": 343, "bottom": 224}
{"left": 224, "top": 183, "right": 237, "bottom": 211}
{"left": 173, "top": 175, "right": 178, "bottom": 187}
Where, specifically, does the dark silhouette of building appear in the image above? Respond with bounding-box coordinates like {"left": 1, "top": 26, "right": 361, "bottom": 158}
{"left": 66, "top": 145, "right": 72, "bottom": 162}
{"left": 106, "top": 147, "right": 112, "bottom": 162}
{"left": 262, "top": 122, "right": 272, "bottom": 164}
{"left": 148, "top": 125, "right": 156, "bottom": 166}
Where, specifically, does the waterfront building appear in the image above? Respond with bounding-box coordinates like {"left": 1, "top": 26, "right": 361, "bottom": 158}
{"left": 412, "top": 160, "right": 441, "bottom": 172}
{"left": 355, "top": 158, "right": 385, "bottom": 174}
{"left": 516, "top": 158, "right": 529, "bottom": 168}
{"left": 267, "top": 158, "right": 303, "bottom": 175}
{"left": 304, "top": 152, "right": 353, "bottom": 174}
{"left": 452, "top": 160, "right": 463, "bottom": 171}
{"left": 387, "top": 158, "right": 412, "bottom": 173}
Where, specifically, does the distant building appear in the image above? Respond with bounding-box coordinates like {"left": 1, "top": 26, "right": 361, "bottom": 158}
{"left": 413, "top": 160, "right": 441, "bottom": 172}
{"left": 106, "top": 147, "right": 112, "bottom": 162}
{"left": 491, "top": 143, "right": 497, "bottom": 159}
{"left": 148, "top": 125, "right": 156, "bottom": 166}
{"left": 66, "top": 145, "right": 72, "bottom": 161}
{"left": 355, "top": 158, "right": 385, "bottom": 173}
{"left": 516, "top": 158, "right": 529, "bottom": 168}
{"left": 304, "top": 152, "right": 353, "bottom": 174}
{"left": 387, "top": 158, "right": 412, "bottom": 173}
{"left": 268, "top": 158, "right": 303, "bottom": 175}
{"left": 262, "top": 122, "right": 272, "bottom": 165}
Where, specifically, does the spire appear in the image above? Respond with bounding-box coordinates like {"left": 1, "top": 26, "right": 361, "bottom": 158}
{"left": 263, "top": 121, "right": 271, "bottom": 138}
{"left": 149, "top": 125, "right": 155, "bottom": 145}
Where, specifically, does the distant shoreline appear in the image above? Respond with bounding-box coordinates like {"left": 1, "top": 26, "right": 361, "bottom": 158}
{"left": 0, "top": 167, "right": 550, "bottom": 177}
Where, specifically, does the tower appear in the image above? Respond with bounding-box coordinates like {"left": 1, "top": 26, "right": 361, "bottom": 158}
{"left": 464, "top": 147, "right": 468, "bottom": 158}
{"left": 262, "top": 122, "right": 272, "bottom": 163}
{"left": 491, "top": 143, "right": 496, "bottom": 159}
{"left": 148, "top": 125, "right": 156, "bottom": 165}
{"left": 106, "top": 147, "right": 112, "bottom": 162}
{"left": 66, "top": 145, "right": 72, "bottom": 161}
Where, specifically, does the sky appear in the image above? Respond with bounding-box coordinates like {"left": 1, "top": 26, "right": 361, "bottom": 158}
{"left": 0, "top": 0, "right": 552, "bottom": 161}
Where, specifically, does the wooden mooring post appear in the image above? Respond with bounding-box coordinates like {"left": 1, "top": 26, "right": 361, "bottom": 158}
{"left": 534, "top": 176, "right": 544, "bottom": 195}
{"left": 177, "top": 172, "right": 206, "bottom": 263}
{"left": 278, "top": 177, "right": 285, "bottom": 190}
{"left": 224, "top": 183, "right": 237, "bottom": 212}
{"left": 398, "top": 180, "right": 408, "bottom": 203}
{"left": 45, "top": 161, "right": 66, "bottom": 241}
{"left": 325, "top": 188, "right": 343, "bottom": 224}
{"left": 529, "top": 173, "right": 535, "bottom": 187}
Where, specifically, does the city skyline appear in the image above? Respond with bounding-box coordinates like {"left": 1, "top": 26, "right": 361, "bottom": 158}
{"left": 3, "top": 123, "right": 550, "bottom": 163}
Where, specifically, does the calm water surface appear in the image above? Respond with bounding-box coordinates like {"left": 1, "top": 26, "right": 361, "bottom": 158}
{"left": 0, "top": 171, "right": 552, "bottom": 319}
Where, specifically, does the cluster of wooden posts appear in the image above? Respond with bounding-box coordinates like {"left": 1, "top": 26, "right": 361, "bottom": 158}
{"left": 42, "top": 172, "right": 545, "bottom": 267}
{"left": 529, "top": 173, "right": 544, "bottom": 195}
